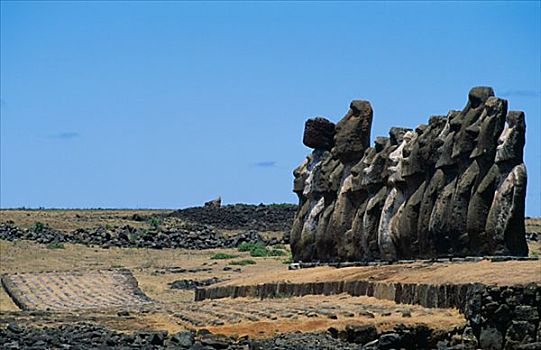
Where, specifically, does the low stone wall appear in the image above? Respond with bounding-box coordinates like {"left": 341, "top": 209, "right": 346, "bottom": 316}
{"left": 195, "top": 280, "right": 484, "bottom": 311}
{"left": 195, "top": 280, "right": 541, "bottom": 349}
{"left": 464, "top": 284, "right": 541, "bottom": 349}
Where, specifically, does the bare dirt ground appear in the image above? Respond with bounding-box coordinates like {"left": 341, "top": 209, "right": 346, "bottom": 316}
{"left": 216, "top": 260, "right": 541, "bottom": 288}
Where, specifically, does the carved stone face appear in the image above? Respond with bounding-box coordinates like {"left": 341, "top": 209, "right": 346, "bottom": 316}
{"left": 447, "top": 88, "right": 494, "bottom": 161}
{"left": 435, "top": 111, "right": 461, "bottom": 169}
{"left": 451, "top": 106, "right": 485, "bottom": 160}
{"left": 362, "top": 140, "right": 391, "bottom": 187}
{"left": 293, "top": 157, "right": 310, "bottom": 195}
{"left": 470, "top": 97, "right": 507, "bottom": 159}
{"left": 402, "top": 116, "right": 446, "bottom": 177}
{"left": 389, "top": 127, "right": 410, "bottom": 146}
{"left": 350, "top": 147, "right": 377, "bottom": 192}
{"left": 332, "top": 100, "right": 373, "bottom": 164}
{"left": 388, "top": 131, "right": 417, "bottom": 185}
{"left": 495, "top": 111, "right": 526, "bottom": 164}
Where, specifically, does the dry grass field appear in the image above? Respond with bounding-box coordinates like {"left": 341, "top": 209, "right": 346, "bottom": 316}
{"left": 0, "top": 209, "right": 169, "bottom": 231}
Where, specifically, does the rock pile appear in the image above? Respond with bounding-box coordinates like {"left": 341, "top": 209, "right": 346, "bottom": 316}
{"left": 464, "top": 284, "right": 541, "bottom": 350}
{"left": 169, "top": 204, "right": 297, "bottom": 232}
{"left": 0, "top": 323, "right": 239, "bottom": 349}
{"left": 0, "top": 321, "right": 481, "bottom": 349}
{"left": 169, "top": 277, "right": 223, "bottom": 290}
{"left": 0, "top": 221, "right": 276, "bottom": 250}
{"left": 291, "top": 87, "right": 528, "bottom": 262}
{"left": 327, "top": 323, "right": 475, "bottom": 350}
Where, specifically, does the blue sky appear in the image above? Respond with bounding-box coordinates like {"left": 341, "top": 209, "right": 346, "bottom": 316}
{"left": 1, "top": 1, "right": 540, "bottom": 215}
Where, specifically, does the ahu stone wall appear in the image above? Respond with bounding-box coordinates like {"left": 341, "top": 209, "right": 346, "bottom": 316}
{"left": 290, "top": 87, "right": 528, "bottom": 262}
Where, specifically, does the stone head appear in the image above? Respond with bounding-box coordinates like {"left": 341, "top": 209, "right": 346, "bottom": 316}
{"left": 435, "top": 111, "right": 461, "bottom": 169}
{"left": 470, "top": 97, "right": 507, "bottom": 159}
{"left": 362, "top": 137, "right": 391, "bottom": 187}
{"left": 495, "top": 111, "right": 526, "bottom": 164}
{"left": 402, "top": 116, "right": 446, "bottom": 177}
{"left": 332, "top": 100, "right": 373, "bottom": 164}
{"left": 451, "top": 87, "right": 495, "bottom": 160}
{"left": 388, "top": 130, "right": 417, "bottom": 185}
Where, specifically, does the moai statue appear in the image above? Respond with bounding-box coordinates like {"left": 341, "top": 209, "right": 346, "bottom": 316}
{"left": 447, "top": 88, "right": 496, "bottom": 255}
{"left": 341, "top": 146, "right": 378, "bottom": 261}
{"left": 360, "top": 136, "right": 394, "bottom": 260}
{"left": 377, "top": 129, "right": 417, "bottom": 260}
{"left": 417, "top": 110, "right": 459, "bottom": 257}
{"left": 484, "top": 111, "right": 528, "bottom": 256}
{"left": 291, "top": 87, "right": 528, "bottom": 262}
{"left": 451, "top": 97, "right": 507, "bottom": 255}
{"left": 290, "top": 117, "right": 335, "bottom": 262}
{"left": 396, "top": 116, "right": 446, "bottom": 258}
{"left": 429, "top": 87, "right": 494, "bottom": 256}
{"left": 313, "top": 157, "right": 343, "bottom": 262}
{"left": 327, "top": 101, "right": 373, "bottom": 261}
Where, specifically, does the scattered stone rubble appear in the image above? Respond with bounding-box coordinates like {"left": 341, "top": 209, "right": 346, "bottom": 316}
{"left": 169, "top": 277, "right": 223, "bottom": 290}
{"left": 0, "top": 221, "right": 280, "bottom": 250}
{"left": 0, "top": 321, "right": 491, "bottom": 350}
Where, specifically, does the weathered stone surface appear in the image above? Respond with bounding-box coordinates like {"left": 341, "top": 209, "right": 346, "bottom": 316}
{"left": 196, "top": 277, "right": 541, "bottom": 349}
{"left": 480, "top": 327, "right": 504, "bottom": 350}
{"left": 485, "top": 111, "right": 528, "bottom": 256}
{"left": 303, "top": 117, "right": 336, "bottom": 150}
{"left": 290, "top": 87, "right": 528, "bottom": 262}
{"left": 332, "top": 100, "right": 373, "bottom": 163}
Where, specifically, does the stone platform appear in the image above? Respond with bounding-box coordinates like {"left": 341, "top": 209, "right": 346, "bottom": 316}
{"left": 194, "top": 260, "right": 541, "bottom": 348}
{"left": 195, "top": 259, "right": 540, "bottom": 308}
{"left": 1, "top": 269, "right": 153, "bottom": 311}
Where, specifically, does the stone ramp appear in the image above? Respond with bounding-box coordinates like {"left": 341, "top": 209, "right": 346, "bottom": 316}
{"left": 171, "top": 294, "right": 464, "bottom": 337}
{"left": 1, "top": 269, "right": 153, "bottom": 311}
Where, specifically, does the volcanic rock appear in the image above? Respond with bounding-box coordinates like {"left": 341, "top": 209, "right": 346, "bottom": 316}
{"left": 290, "top": 87, "right": 528, "bottom": 262}
{"left": 303, "top": 117, "right": 336, "bottom": 150}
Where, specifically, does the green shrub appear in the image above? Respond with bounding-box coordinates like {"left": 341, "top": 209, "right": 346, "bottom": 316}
{"left": 147, "top": 216, "right": 162, "bottom": 229}
{"left": 138, "top": 228, "right": 149, "bottom": 236}
{"left": 268, "top": 249, "right": 287, "bottom": 257}
{"left": 272, "top": 244, "right": 287, "bottom": 250}
{"left": 210, "top": 252, "right": 239, "bottom": 260}
{"left": 47, "top": 242, "right": 65, "bottom": 249}
{"left": 237, "top": 242, "right": 287, "bottom": 257}
{"left": 238, "top": 242, "right": 269, "bottom": 257}
{"left": 237, "top": 242, "right": 260, "bottom": 252}
{"left": 249, "top": 245, "right": 270, "bottom": 257}
{"left": 33, "top": 222, "right": 45, "bottom": 233}
{"left": 228, "top": 259, "right": 257, "bottom": 266}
